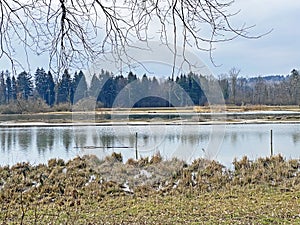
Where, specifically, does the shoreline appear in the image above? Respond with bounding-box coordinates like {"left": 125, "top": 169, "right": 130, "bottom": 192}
{"left": 1, "top": 107, "right": 300, "bottom": 127}
{"left": 2, "top": 119, "right": 300, "bottom": 127}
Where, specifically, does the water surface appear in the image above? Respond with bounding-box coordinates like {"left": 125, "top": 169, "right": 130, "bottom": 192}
{"left": 0, "top": 124, "right": 299, "bottom": 167}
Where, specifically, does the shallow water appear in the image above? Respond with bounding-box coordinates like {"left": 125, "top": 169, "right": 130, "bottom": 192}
{"left": 0, "top": 123, "right": 299, "bottom": 167}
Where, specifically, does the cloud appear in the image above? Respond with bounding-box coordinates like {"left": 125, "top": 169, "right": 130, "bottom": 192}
{"left": 203, "top": 0, "right": 300, "bottom": 76}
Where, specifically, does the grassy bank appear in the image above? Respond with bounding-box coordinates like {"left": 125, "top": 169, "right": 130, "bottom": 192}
{"left": 0, "top": 153, "right": 299, "bottom": 224}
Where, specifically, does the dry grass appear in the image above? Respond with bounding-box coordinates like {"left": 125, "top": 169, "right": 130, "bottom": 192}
{"left": 0, "top": 153, "right": 299, "bottom": 224}
{"left": 228, "top": 105, "right": 300, "bottom": 112}
{"left": 194, "top": 105, "right": 300, "bottom": 113}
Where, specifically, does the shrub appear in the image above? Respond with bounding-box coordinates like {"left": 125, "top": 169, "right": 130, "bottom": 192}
{"left": 0, "top": 98, "right": 50, "bottom": 114}
{"left": 126, "top": 158, "right": 138, "bottom": 166}
{"left": 105, "top": 152, "right": 123, "bottom": 163}
{"left": 149, "top": 152, "right": 162, "bottom": 164}
{"left": 72, "top": 97, "right": 97, "bottom": 111}
{"left": 52, "top": 103, "right": 72, "bottom": 112}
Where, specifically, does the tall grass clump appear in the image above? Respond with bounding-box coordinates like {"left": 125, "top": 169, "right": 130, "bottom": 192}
{"left": 232, "top": 154, "right": 300, "bottom": 187}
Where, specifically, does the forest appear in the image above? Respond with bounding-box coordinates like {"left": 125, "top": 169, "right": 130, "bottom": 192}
{"left": 0, "top": 67, "right": 299, "bottom": 113}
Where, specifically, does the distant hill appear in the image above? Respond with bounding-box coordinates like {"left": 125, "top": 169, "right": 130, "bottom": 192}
{"left": 248, "top": 75, "right": 286, "bottom": 84}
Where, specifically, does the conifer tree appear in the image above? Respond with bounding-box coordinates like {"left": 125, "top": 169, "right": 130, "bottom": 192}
{"left": 11, "top": 76, "right": 17, "bottom": 101}
{"left": 57, "top": 69, "right": 71, "bottom": 104}
{"left": 89, "top": 74, "right": 101, "bottom": 98}
{"left": 35, "top": 68, "right": 48, "bottom": 101}
{"left": 71, "top": 70, "right": 87, "bottom": 104}
{"left": 45, "top": 71, "right": 56, "bottom": 106}
{"left": 0, "top": 71, "right": 6, "bottom": 104}
{"left": 5, "top": 75, "right": 12, "bottom": 103}
{"left": 17, "top": 71, "right": 33, "bottom": 100}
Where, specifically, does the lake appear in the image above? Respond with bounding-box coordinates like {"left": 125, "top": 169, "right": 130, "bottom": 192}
{"left": 0, "top": 123, "right": 299, "bottom": 167}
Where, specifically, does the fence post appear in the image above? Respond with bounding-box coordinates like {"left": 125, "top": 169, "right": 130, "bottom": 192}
{"left": 135, "top": 132, "right": 138, "bottom": 160}
{"left": 270, "top": 129, "right": 273, "bottom": 156}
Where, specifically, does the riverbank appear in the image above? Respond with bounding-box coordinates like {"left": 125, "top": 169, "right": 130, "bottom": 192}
{"left": 1, "top": 105, "right": 300, "bottom": 126}
{"left": 0, "top": 153, "right": 299, "bottom": 224}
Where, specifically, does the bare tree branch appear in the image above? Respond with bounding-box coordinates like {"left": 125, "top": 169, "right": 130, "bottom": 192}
{"left": 0, "top": 0, "right": 270, "bottom": 76}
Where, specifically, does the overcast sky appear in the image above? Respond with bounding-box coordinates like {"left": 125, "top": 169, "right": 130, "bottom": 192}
{"left": 121, "top": 0, "right": 300, "bottom": 78}
{"left": 203, "top": 0, "right": 300, "bottom": 77}
{"left": 0, "top": 0, "right": 299, "bottom": 78}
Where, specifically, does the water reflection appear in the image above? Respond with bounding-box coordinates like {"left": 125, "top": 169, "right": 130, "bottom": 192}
{"left": 292, "top": 133, "right": 300, "bottom": 145}
{"left": 1, "top": 132, "right": 5, "bottom": 151}
{"left": 0, "top": 124, "right": 299, "bottom": 166}
{"left": 62, "top": 129, "right": 72, "bottom": 151}
{"left": 231, "top": 132, "right": 237, "bottom": 146}
{"left": 36, "top": 129, "right": 55, "bottom": 154}
{"left": 74, "top": 132, "right": 87, "bottom": 148}
{"left": 18, "top": 129, "right": 32, "bottom": 151}
{"left": 92, "top": 133, "right": 99, "bottom": 146}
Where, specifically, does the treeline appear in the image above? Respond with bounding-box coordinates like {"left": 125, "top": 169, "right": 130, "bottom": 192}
{"left": 0, "top": 69, "right": 88, "bottom": 107}
{"left": 219, "top": 68, "right": 300, "bottom": 105}
{"left": 0, "top": 68, "right": 209, "bottom": 110}
{"left": 0, "top": 67, "right": 299, "bottom": 112}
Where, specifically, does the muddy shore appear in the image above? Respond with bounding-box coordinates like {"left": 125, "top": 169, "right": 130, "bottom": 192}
{"left": 1, "top": 109, "right": 300, "bottom": 127}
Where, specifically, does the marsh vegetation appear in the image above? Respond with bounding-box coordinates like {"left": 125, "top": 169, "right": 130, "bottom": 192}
{"left": 0, "top": 153, "right": 299, "bottom": 224}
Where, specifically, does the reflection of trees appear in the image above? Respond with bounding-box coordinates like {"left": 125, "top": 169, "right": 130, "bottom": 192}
{"left": 36, "top": 129, "right": 55, "bottom": 154}
{"left": 165, "top": 133, "right": 209, "bottom": 146}
{"left": 37, "top": 131, "right": 48, "bottom": 153}
{"left": 92, "top": 133, "right": 99, "bottom": 146}
{"left": 63, "top": 129, "right": 72, "bottom": 151}
{"left": 117, "top": 136, "right": 126, "bottom": 146}
{"left": 188, "top": 134, "right": 204, "bottom": 146}
{"left": 292, "top": 133, "right": 300, "bottom": 145}
{"left": 1, "top": 132, "right": 5, "bottom": 151}
{"left": 12, "top": 131, "right": 17, "bottom": 151}
{"left": 171, "top": 133, "right": 210, "bottom": 161}
{"left": 180, "top": 134, "right": 209, "bottom": 145}
{"left": 128, "top": 135, "right": 135, "bottom": 148}
{"left": 167, "top": 134, "right": 175, "bottom": 142}
{"left": 142, "top": 135, "right": 149, "bottom": 146}
{"left": 18, "top": 130, "right": 32, "bottom": 151}
{"left": 74, "top": 133, "right": 87, "bottom": 148}
{"left": 0, "top": 130, "right": 15, "bottom": 152}
{"left": 153, "top": 135, "right": 158, "bottom": 144}
{"left": 230, "top": 132, "right": 237, "bottom": 145}
{"left": 258, "top": 132, "right": 263, "bottom": 142}
{"left": 47, "top": 130, "right": 55, "bottom": 151}
{"left": 99, "top": 135, "right": 115, "bottom": 148}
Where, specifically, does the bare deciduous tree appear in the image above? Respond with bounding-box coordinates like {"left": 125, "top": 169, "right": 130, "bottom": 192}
{"left": 0, "top": 0, "right": 269, "bottom": 75}
{"left": 229, "top": 67, "right": 240, "bottom": 104}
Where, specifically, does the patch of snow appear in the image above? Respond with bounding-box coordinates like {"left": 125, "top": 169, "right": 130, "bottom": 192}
{"left": 0, "top": 180, "right": 6, "bottom": 190}
{"left": 62, "top": 168, "right": 67, "bottom": 174}
{"left": 134, "top": 169, "right": 152, "bottom": 179}
{"left": 31, "top": 181, "right": 41, "bottom": 188}
{"left": 140, "top": 169, "right": 152, "bottom": 178}
{"left": 191, "top": 172, "right": 197, "bottom": 185}
{"left": 121, "top": 181, "right": 133, "bottom": 194}
{"left": 85, "top": 175, "right": 96, "bottom": 186}
{"left": 173, "top": 180, "right": 180, "bottom": 189}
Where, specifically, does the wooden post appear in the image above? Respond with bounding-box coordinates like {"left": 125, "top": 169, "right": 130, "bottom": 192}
{"left": 135, "top": 132, "right": 138, "bottom": 160}
{"left": 270, "top": 129, "right": 273, "bottom": 156}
